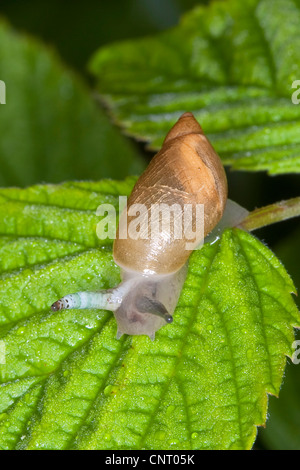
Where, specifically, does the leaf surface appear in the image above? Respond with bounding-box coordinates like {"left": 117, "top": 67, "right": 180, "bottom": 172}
{"left": 0, "top": 180, "right": 298, "bottom": 449}
{"left": 90, "top": 0, "right": 300, "bottom": 174}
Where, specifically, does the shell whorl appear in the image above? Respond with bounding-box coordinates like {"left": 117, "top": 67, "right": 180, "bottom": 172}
{"left": 113, "top": 112, "right": 228, "bottom": 275}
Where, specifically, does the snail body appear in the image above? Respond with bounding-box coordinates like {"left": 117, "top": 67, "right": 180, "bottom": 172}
{"left": 52, "top": 113, "right": 245, "bottom": 339}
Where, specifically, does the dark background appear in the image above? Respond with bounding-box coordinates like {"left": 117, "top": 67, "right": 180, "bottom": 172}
{"left": 0, "top": 0, "right": 299, "bottom": 450}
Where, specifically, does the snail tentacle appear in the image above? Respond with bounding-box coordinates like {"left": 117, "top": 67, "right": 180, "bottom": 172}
{"left": 51, "top": 290, "right": 121, "bottom": 312}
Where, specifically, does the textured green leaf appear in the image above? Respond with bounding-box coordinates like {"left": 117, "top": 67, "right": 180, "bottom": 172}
{"left": 257, "top": 225, "right": 300, "bottom": 449}
{"left": 0, "top": 180, "right": 298, "bottom": 450}
{"left": 90, "top": 0, "right": 300, "bottom": 175}
{"left": 258, "top": 359, "right": 300, "bottom": 450}
{"left": 0, "top": 21, "right": 144, "bottom": 187}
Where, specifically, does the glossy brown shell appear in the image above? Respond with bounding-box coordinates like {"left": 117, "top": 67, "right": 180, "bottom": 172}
{"left": 113, "top": 112, "right": 227, "bottom": 275}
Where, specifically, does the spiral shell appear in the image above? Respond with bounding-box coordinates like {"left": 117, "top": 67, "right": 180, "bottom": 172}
{"left": 114, "top": 112, "right": 227, "bottom": 275}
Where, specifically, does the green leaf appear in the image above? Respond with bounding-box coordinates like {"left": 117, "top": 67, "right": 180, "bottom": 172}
{"left": 0, "top": 180, "right": 298, "bottom": 450}
{"left": 257, "top": 225, "right": 300, "bottom": 449}
{"left": 89, "top": 0, "right": 300, "bottom": 175}
{"left": 258, "top": 359, "right": 300, "bottom": 450}
{"left": 0, "top": 21, "right": 144, "bottom": 187}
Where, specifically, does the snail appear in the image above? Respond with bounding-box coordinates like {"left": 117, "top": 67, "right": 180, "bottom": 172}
{"left": 51, "top": 112, "right": 248, "bottom": 340}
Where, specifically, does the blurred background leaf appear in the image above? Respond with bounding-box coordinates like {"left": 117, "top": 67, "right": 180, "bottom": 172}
{"left": 0, "top": 19, "right": 145, "bottom": 187}
{"left": 90, "top": 0, "right": 300, "bottom": 175}
{"left": 0, "top": 0, "right": 207, "bottom": 75}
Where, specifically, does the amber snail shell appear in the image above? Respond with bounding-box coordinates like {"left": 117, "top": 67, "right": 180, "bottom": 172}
{"left": 114, "top": 112, "right": 227, "bottom": 275}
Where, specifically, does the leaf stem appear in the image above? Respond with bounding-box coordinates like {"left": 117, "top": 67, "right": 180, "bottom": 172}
{"left": 239, "top": 197, "right": 300, "bottom": 232}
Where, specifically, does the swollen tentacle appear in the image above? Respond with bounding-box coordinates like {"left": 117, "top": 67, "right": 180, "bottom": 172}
{"left": 135, "top": 296, "right": 173, "bottom": 324}
{"left": 51, "top": 279, "right": 136, "bottom": 313}
{"left": 51, "top": 290, "right": 120, "bottom": 312}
